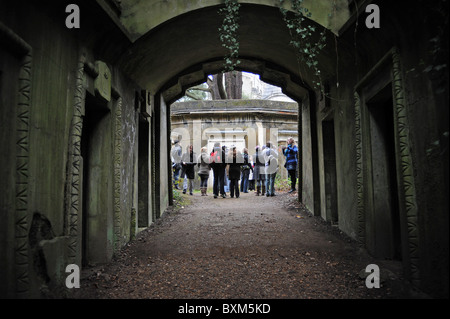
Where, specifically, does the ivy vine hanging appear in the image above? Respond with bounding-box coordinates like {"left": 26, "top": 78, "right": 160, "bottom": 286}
{"left": 218, "top": 0, "right": 241, "bottom": 72}
{"left": 278, "top": 0, "right": 328, "bottom": 90}
{"left": 218, "top": 0, "right": 330, "bottom": 90}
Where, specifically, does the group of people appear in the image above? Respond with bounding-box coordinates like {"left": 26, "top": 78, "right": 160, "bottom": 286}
{"left": 171, "top": 137, "right": 299, "bottom": 199}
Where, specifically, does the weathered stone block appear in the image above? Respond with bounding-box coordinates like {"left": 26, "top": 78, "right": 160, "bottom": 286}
{"left": 94, "top": 61, "right": 111, "bottom": 103}
{"left": 40, "top": 236, "right": 70, "bottom": 296}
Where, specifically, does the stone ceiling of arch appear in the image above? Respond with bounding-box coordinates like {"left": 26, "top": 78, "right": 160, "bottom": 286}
{"left": 115, "top": 3, "right": 342, "bottom": 98}
{"left": 116, "top": 0, "right": 350, "bottom": 42}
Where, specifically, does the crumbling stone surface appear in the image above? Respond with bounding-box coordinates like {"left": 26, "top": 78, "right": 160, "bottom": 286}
{"left": 73, "top": 191, "right": 427, "bottom": 299}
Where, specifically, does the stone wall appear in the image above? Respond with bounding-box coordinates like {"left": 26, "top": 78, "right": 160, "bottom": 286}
{"left": 319, "top": 1, "right": 449, "bottom": 298}
{"left": 0, "top": 1, "right": 145, "bottom": 298}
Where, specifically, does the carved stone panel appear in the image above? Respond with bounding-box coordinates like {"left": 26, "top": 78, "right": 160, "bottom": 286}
{"left": 354, "top": 47, "right": 420, "bottom": 286}
{"left": 0, "top": 21, "right": 33, "bottom": 297}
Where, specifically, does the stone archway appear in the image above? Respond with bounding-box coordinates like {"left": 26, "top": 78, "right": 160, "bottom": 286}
{"left": 2, "top": 0, "right": 446, "bottom": 299}
{"left": 115, "top": 0, "right": 349, "bottom": 42}
{"left": 116, "top": 4, "right": 341, "bottom": 96}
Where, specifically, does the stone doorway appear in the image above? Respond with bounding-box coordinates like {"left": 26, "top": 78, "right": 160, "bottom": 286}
{"left": 81, "top": 93, "right": 113, "bottom": 266}
{"left": 138, "top": 117, "right": 151, "bottom": 229}
{"left": 322, "top": 119, "right": 338, "bottom": 224}
{"left": 366, "top": 84, "right": 402, "bottom": 261}
{"left": 354, "top": 49, "right": 420, "bottom": 284}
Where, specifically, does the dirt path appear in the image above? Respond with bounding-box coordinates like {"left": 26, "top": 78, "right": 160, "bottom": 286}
{"left": 73, "top": 190, "right": 426, "bottom": 299}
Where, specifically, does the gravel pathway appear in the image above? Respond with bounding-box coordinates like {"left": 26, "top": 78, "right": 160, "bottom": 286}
{"left": 72, "top": 190, "right": 425, "bottom": 299}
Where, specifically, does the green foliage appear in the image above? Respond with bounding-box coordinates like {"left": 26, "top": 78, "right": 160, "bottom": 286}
{"left": 172, "top": 188, "right": 192, "bottom": 210}
{"left": 218, "top": 0, "right": 241, "bottom": 72}
{"left": 407, "top": 0, "right": 448, "bottom": 95}
{"left": 217, "top": 0, "right": 331, "bottom": 90}
{"left": 274, "top": 174, "right": 296, "bottom": 191}
{"left": 278, "top": 0, "right": 328, "bottom": 90}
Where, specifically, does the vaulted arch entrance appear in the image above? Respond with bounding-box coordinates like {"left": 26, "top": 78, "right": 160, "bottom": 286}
{"left": 0, "top": 0, "right": 447, "bottom": 299}
{"left": 113, "top": 2, "right": 338, "bottom": 222}
{"left": 109, "top": 2, "right": 445, "bottom": 298}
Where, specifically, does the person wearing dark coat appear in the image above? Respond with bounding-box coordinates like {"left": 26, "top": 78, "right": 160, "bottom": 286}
{"left": 181, "top": 145, "right": 197, "bottom": 195}
{"left": 210, "top": 142, "right": 227, "bottom": 198}
{"left": 240, "top": 148, "right": 252, "bottom": 193}
{"left": 226, "top": 147, "right": 244, "bottom": 198}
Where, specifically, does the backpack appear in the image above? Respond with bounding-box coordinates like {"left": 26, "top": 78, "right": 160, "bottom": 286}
{"left": 210, "top": 151, "right": 220, "bottom": 164}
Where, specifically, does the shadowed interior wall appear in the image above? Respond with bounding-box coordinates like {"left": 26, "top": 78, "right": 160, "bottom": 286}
{"left": 0, "top": 41, "right": 21, "bottom": 298}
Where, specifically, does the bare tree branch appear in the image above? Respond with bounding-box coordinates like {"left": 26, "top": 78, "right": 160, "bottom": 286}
{"left": 183, "top": 72, "right": 243, "bottom": 101}
{"left": 189, "top": 86, "right": 211, "bottom": 93}
{"left": 185, "top": 90, "right": 202, "bottom": 100}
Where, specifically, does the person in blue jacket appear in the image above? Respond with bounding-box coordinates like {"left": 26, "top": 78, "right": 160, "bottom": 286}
{"left": 283, "top": 137, "right": 298, "bottom": 193}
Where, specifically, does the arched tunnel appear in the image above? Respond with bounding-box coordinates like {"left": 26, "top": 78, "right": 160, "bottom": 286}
{"left": 0, "top": 0, "right": 448, "bottom": 299}
{"left": 116, "top": 3, "right": 337, "bottom": 101}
